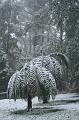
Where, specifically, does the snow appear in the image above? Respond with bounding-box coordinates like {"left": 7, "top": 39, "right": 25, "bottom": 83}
{"left": 54, "top": 93, "right": 79, "bottom": 111}
{"left": 0, "top": 93, "right": 79, "bottom": 120}
{"left": 0, "top": 93, "right": 79, "bottom": 111}
{"left": 0, "top": 99, "right": 26, "bottom": 111}
{"left": 56, "top": 103, "right": 79, "bottom": 110}
{"left": 55, "top": 93, "right": 79, "bottom": 101}
{"left": 0, "top": 97, "right": 40, "bottom": 111}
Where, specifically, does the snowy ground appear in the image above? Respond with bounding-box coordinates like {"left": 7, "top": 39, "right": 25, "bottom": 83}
{"left": 0, "top": 93, "right": 79, "bottom": 120}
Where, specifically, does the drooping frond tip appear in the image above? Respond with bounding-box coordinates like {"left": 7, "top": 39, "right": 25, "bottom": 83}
{"left": 50, "top": 53, "right": 70, "bottom": 68}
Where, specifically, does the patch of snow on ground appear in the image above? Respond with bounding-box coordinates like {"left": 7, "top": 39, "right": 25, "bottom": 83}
{"left": 0, "top": 93, "right": 79, "bottom": 120}
{"left": 0, "top": 93, "right": 79, "bottom": 111}
{"left": 55, "top": 93, "right": 79, "bottom": 101}
{"left": 0, "top": 97, "right": 40, "bottom": 111}
{"left": 56, "top": 103, "right": 79, "bottom": 110}
{"left": 0, "top": 99, "right": 27, "bottom": 111}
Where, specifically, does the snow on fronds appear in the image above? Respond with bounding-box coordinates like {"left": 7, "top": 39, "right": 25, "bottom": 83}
{"left": 20, "top": 63, "right": 38, "bottom": 98}
{"left": 43, "top": 55, "right": 63, "bottom": 79}
{"left": 7, "top": 71, "right": 20, "bottom": 99}
{"left": 7, "top": 64, "right": 39, "bottom": 100}
{"left": 36, "top": 66, "right": 57, "bottom": 100}
{"left": 31, "top": 56, "right": 43, "bottom": 67}
{"left": 7, "top": 63, "right": 57, "bottom": 101}
{"left": 37, "top": 67, "right": 57, "bottom": 92}
{"left": 22, "top": 63, "right": 57, "bottom": 99}
{"left": 24, "top": 64, "right": 39, "bottom": 98}
{"left": 29, "top": 55, "right": 63, "bottom": 81}
{"left": 7, "top": 53, "right": 69, "bottom": 103}
{"left": 50, "top": 53, "right": 70, "bottom": 68}
{"left": 7, "top": 69, "right": 28, "bottom": 100}
{"left": 21, "top": 62, "right": 30, "bottom": 71}
{"left": 14, "top": 69, "right": 27, "bottom": 99}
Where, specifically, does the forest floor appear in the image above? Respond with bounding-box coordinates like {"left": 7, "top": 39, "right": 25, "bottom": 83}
{"left": 0, "top": 93, "right": 79, "bottom": 120}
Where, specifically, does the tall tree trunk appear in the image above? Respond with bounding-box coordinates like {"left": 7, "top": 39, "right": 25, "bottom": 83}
{"left": 60, "top": 0, "right": 63, "bottom": 53}
{"left": 29, "top": 31, "right": 32, "bottom": 57}
{"left": 43, "top": 96, "right": 48, "bottom": 104}
{"left": 60, "top": 21, "right": 63, "bottom": 53}
{"left": 27, "top": 94, "right": 32, "bottom": 111}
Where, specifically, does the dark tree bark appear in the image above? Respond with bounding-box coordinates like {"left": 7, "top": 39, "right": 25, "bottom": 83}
{"left": 27, "top": 94, "right": 32, "bottom": 111}
{"left": 43, "top": 96, "right": 48, "bottom": 104}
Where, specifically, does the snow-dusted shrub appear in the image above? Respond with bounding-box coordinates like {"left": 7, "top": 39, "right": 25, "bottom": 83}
{"left": 7, "top": 63, "right": 57, "bottom": 102}
{"left": 7, "top": 53, "right": 69, "bottom": 102}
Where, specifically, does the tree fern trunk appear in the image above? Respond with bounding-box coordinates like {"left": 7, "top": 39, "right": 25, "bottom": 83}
{"left": 27, "top": 94, "right": 32, "bottom": 111}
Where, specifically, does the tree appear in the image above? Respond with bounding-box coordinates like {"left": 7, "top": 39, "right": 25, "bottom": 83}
{"left": 48, "top": 0, "right": 79, "bottom": 91}
{"left": 64, "top": 0, "right": 79, "bottom": 91}
{"left": 1, "top": 0, "right": 78, "bottom": 94}
{"left": 0, "top": 49, "right": 9, "bottom": 92}
{"left": 7, "top": 52, "right": 69, "bottom": 111}
{"left": 7, "top": 63, "right": 57, "bottom": 111}
{"left": 0, "top": 0, "right": 22, "bottom": 71}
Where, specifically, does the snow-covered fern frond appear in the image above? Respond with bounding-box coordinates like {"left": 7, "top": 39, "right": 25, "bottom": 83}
{"left": 29, "top": 55, "right": 63, "bottom": 82}
{"left": 35, "top": 66, "right": 57, "bottom": 101}
{"left": 7, "top": 71, "right": 20, "bottom": 99}
{"left": 7, "top": 63, "right": 57, "bottom": 102}
{"left": 50, "top": 53, "right": 70, "bottom": 68}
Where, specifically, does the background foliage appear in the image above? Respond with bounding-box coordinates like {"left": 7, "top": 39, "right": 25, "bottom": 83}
{"left": 0, "top": 0, "right": 79, "bottom": 92}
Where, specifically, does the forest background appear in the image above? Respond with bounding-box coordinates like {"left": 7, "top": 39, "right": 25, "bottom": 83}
{"left": 0, "top": 0, "right": 79, "bottom": 93}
